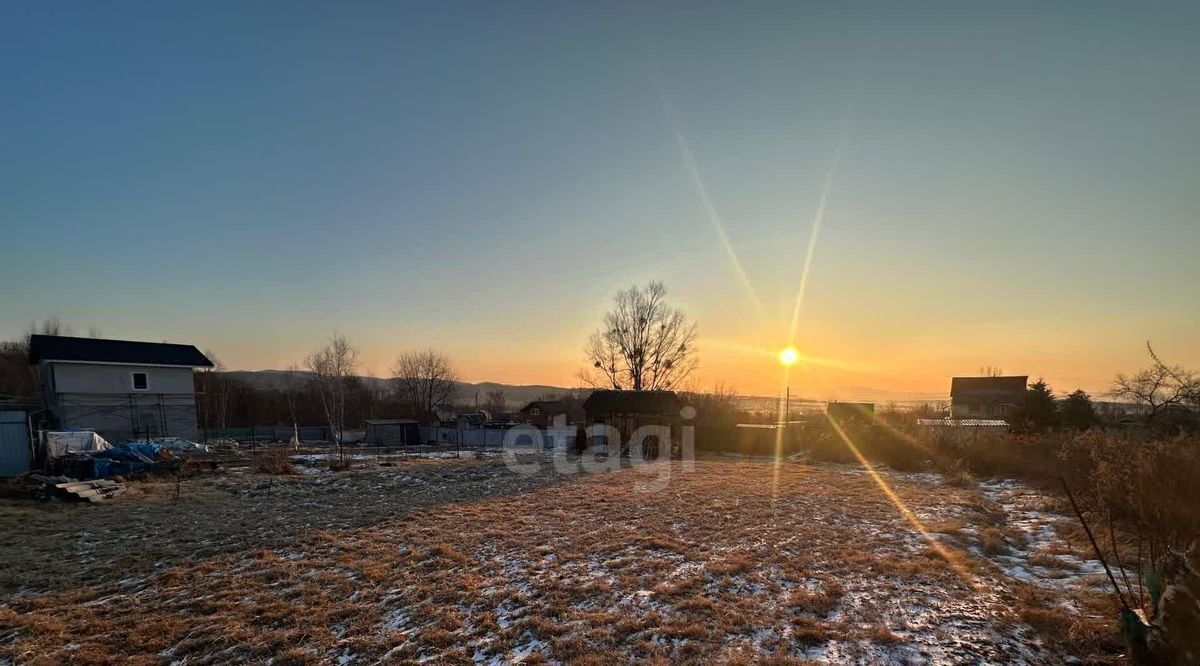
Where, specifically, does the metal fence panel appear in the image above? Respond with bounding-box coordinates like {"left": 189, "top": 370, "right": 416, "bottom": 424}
{"left": 0, "top": 411, "right": 31, "bottom": 477}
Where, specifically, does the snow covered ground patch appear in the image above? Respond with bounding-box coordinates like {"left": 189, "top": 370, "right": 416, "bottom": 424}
{"left": 975, "top": 479, "right": 1112, "bottom": 591}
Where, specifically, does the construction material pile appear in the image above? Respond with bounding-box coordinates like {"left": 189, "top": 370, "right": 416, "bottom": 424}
{"left": 50, "top": 440, "right": 190, "bottom": 479}
{"left": 27, "top": 474, "right": 125, "bottom": 503}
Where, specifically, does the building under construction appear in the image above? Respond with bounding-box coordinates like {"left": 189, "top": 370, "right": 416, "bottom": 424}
{"left": 29, "top": 335, "right": 213, "bottom": 443}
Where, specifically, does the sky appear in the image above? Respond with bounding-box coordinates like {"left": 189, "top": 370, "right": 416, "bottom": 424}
{"left": 2, "top": 1, "right": 1198, "bottom": 399}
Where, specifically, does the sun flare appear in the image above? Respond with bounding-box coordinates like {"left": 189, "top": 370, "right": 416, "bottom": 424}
{"left": 778, "top": 347, "right": 799, "bottom": 366}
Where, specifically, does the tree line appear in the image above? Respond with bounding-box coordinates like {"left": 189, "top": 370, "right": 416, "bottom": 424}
{"left": 1011, "top": 343, "right": 1199, "bottom": 434}
{"left": 198, "top": 337, "right": 485, "bottom": 448}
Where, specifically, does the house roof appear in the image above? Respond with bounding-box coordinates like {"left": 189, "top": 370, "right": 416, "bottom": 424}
{"left": 28, "top": 335, "right": 214, "bottom": 368}
{"left": 917, "top": 418, "right": 1009, "bottom": 427}
{"left": 582, "top": 390, "right": 684, "bottom": 416}
{"left": 520, "top": 399, "right": 567, "bottom": 413}
{"left": 950, "top": 376, "right": 1027, "bottom": 399}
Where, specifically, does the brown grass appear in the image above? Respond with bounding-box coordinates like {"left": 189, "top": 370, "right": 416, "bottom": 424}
{"left": 251, "top": 448, "right": 296, "bottom": 475}
{"left": 0, "top": 458, "right": 1125, "bottom": 663}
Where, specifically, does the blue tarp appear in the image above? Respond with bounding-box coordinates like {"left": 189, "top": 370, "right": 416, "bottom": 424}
{"left": 83, "top": 442, "right": 168, "bottom": 478}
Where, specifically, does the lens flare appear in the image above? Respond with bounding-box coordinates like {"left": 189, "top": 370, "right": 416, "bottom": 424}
{"left": 823, "top": 412, "right": 979, "bottom": 587}
{"left": 779, "top": 347, "right": 799, "bottom": 366}
{"left": 654, "top": 81, "right": 765, "bottom": 317}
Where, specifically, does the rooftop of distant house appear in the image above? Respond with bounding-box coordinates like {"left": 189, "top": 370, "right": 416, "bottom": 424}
{"left": 521, "top": 399, "right": 568, "bottom": 412}
{"left": 949, "top": 375, "right": 1028, "bottom": 399}
{"left": 582, "top": 389, "right": 684, "bottom": 415}
{"left": 28, "top": 335, "right": 214, "bottom": 368}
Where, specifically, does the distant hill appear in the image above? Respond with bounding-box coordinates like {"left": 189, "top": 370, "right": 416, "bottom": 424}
{"left": 222, "top": 370, "right": 574, "bottom": 408}
{"left": 222, "top": 370, "right": 951, "bottom": 410}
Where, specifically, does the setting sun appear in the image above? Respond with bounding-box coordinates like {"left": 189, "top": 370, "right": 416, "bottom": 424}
{"left": 779, "top": 347, "right": 799, "bottom": 367}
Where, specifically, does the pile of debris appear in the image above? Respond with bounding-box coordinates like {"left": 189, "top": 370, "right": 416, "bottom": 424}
{"left": 45, "top": 436, "right": 208, "bottom": 479}
{"left": 27, "top": 474, "right": 125, "bottom": 503}
{"left": 51, "top": 442, "right": 175, "bottom": 479}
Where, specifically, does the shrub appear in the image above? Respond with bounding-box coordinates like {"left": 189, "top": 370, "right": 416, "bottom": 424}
{"left": 251, "top": 449, "right": 296, "bottom": 475}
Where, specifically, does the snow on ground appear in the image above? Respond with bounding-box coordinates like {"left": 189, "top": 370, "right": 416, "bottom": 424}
{"left": 0, "top": 458, "right": 1121, "bottom": 664}
{"left": 291, "top": 450, "right": 501, "bottom": 464}
{"left": 975, "top": 479, "right": 1113, "bottom": 591}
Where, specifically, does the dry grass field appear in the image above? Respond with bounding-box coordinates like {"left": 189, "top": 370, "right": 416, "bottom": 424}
{"left": 0, "top": 455, "right": 1123, "bottom": 664}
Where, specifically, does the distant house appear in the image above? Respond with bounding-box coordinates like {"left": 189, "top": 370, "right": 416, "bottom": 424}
{"left": 364, "top": 419, "right": 420, "bottom": 446}
{"left": 582, "top": 390, "right": 684, "bottom": 457}
{"left": 950, "top": 376, "right": 1028, "bottom": 419}
{"left": 455, "top": 411, "right": 488, "bottom": 429}
{"left": 487, "top": 412, "right": 520, "bottom": 426}
{"left": 826, "top": 402, "right": 875, "bottom": 423}
{"left": 29, "top": 335, "right": 213, "bottom": 443}
{"left": 519, "top": 399, "right": 582, "bottom": 428}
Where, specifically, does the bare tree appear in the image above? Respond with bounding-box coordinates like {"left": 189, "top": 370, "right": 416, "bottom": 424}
{"left": 1111, "top": 342, "right": 1199, "bottom": 423}
{"left": 29, "top": 317, "right": 70, "bottom": 337}
{"left": 392, "top": 350, "right": 459, "bottom": 419}
{"left": 483, "top": 389, "right": 507, "bottom": 415}
{"left": 283, "top": 364, "right": 301, "bottom": 448}
{"left": 197, "top": 349, "right": 230, "bottom": 433}
{"left": 582, "top": 281, "right": 698, "bottom": 391}
{"left": 0, "top": 339, "right": 36, "bottom": 398}
{"left": 307, "top": 334, "right": 359, "bottom": 454}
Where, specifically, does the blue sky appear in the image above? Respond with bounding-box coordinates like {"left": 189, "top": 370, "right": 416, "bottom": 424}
{"left": 2, "top": 1, "right": 1197, "bottom": 396}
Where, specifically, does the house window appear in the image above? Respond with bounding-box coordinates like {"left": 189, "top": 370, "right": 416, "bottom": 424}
{"left": 131, "top": 372, "right": 149, "bottom": 391}
{"left": 531, "top": 408, "right": 540, "bottom": 415}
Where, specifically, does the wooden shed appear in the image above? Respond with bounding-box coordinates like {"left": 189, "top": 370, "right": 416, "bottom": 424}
{"left": 582, "top": 390, "right": 684, "bottom": 458}
{"left": 364, "top": 419, "right": 420, "bottom": 446}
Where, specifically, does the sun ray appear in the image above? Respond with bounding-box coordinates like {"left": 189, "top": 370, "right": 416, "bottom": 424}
{"left": 787, "top": 128, "right": 846, "bottom": 344}
{"left": 823, "top": 412, "right": 980, "bottom": 587}
{"left": 656, "top": 88, "right": 766, "bottom": 317}
{"left": 770, "top": 363, "right": 793, "bottom": 510}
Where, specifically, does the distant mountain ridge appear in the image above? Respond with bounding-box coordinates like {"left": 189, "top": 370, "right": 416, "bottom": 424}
{"left": 222, "top": 370, "right": 574, "bottom": 408}
{"left": 221, "top": 370, "right": 950, "bottom": 408}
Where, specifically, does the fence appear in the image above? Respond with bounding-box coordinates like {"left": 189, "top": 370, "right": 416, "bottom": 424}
{"left": 420, "top": 426, "right": 576, "bottom": 450}
{"left": 201, "top": 426, "right": 331, "bottom": 443}
{"left": 201, "top": 425, "right": 579, "bottom": 449}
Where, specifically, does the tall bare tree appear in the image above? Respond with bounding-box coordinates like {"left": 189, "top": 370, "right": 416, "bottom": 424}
{"left": 392, "top": 350, "right": 459, "bottom": 419}
{"left": 307, "top": 334, "right": 359, "bottom": 452}
{"left": 1111, "top": 342, "right": 1199, "bottom": 423}
{"left": 283, "top": 364, "right": 302, "bottom": 447}
{"left": 30, "top": 317, "right": 69, "bottom": 337}
{"left": 196, "top": 349, "right": 230, "bottom": 433}
{"left": 483, "top": 389, "right": 507, "bottom": 416}
{"left": 1, "top": 317, "right": 103, "bottom": 401}
{"left": 582, "top": 281, "right": 698, "bottom": 391}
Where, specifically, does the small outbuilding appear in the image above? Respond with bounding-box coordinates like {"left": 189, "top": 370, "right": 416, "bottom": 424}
{"left": 582, "top": 390, "right": 685, "bottom": 457}
{"left": 364, "top": 419, "right": 421, "bottom": 446}
{"left": 0, "top": 411, "right": 32, "bottom": 477}
{"left": 950, "top": 376, "right": 1028, "bottom": 419}
{"left": 519, "top": 399, "right": 582, "bottom": 428}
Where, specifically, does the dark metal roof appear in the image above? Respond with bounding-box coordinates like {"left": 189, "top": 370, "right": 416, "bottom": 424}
{"left": 582, "top": 390, "right": 684, "bottom": 416}
{"left": 520, "top": 399, "right": 568, "bottom": 413}
{"left": 950, "top": 376, "right": 1027, "bottom": 399}
{"left": 28, "top": 335, "right": 213, "bottom": 368}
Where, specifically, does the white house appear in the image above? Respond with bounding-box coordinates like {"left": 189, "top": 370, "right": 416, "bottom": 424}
{"left": 29, "top": 335, "right": 213, "bottom": 443}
